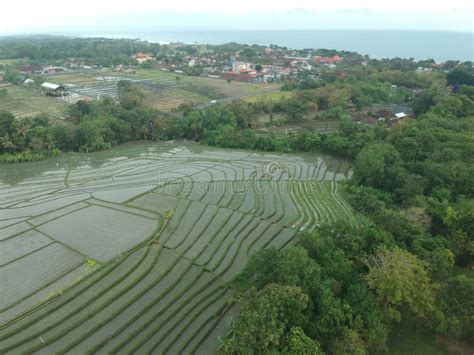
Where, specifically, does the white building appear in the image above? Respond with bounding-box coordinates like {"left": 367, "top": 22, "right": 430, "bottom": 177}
{"left": 232, "top": 61, "right": 251, "bottom": 72}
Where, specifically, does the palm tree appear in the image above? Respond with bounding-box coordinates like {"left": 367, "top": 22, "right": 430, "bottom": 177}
{"left": 0, "top": 134, "right": 16, "bottom": 151}
{"left": 45, "top": 134, "right": 56, "bottom": 151}
{"left": 141, "top": 125, "right": 151, "bottom": 140}
{"left": 15, "top": 121, "right": 28, "bottom": 138}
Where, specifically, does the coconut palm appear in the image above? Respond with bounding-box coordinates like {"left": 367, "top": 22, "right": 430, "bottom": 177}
{"left": 0, "top": 134, "right": 16, "bottom": 151}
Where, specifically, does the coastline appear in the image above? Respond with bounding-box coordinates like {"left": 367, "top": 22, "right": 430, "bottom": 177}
{"left": 76, "top": 29, "right": 474, "bottom": 62}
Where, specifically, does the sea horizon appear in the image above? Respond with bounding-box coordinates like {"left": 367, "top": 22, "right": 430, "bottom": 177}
{"left": 78, "top": 29, "right": 474, "bottom": 62}
{"left": 1, "top": 29, "right": 472, "bottom": 62}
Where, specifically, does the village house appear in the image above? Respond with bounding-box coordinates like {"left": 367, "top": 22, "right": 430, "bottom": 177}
{"left": 312, "top": 55, "right": 344, "bottom": 64}
{"left": 264, "top": 47, "right": 273, "bottom": 55}
{"left": 41, "top": 82, "right": 68, "bottom": 97}
{"left": 133, "top": 52, "right": 155, "bottom": 64}
{"left": 417, "top": 67, "right": 433, "bottom": 73}
{"left": 232, "top": 61, "right": 251, "bottom": 72}
{"left": 274, "top": 67, "right": 292, "bottom": 77}
{"left": 374, "top": 104, "right": 414, "bottom": 126}
{"left": 43, "top": 66, "right": 66, "bottom": 74}
{"left": 17, "top": 64, "right": 44, "bottom": 75}
{"left": 288, "top": 58, "right": 312, "bottom": 70}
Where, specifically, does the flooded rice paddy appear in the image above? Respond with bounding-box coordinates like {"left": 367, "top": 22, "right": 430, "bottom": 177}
{"left": 0, "top": 141, "right": 355, "bottom": 354}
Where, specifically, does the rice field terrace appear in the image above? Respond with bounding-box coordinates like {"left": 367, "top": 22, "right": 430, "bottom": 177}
{"left": 0, "top": 59, "right": 21, "bottom": 66}
{"left": 0, "top": 141, "right": 357, "bottom": 354}
{"left": 256, "top": 120, "right": 340, "bottom": 136}
{"left": 48, "top": 69, "right": 280, "bottom": 111}
{"left": 0, "top": 85, "right": 68, "bottom": 122}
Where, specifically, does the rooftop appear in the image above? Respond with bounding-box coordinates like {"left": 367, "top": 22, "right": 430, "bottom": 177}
{"left": 41, "top": 82, "right": 63, "bottom": 90}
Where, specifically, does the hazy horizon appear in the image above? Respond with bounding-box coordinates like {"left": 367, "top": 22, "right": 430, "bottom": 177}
{"left": 2, "top": 29, "right": 473, "bottom": 37}
{"left": 2, "top": 29, "right": 471, "bottom": 62}
{"left": 1, "top": 0, "right": 473, "bottom": 35}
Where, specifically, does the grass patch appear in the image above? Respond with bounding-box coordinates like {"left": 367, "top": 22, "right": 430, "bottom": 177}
{"left": 0, "top": 59, "right": 21, "bottom": 66}
{"left": 87, "top": 259, "right": 97, "bottom": 267}
{"left": 0, "top": 85, "right": 67, "bottom": 121}
{"left": 387, "top": 312, "right": 449, "bottom": 355}
{"left": 242, "top": 91, "right": 294, "bottom": 103}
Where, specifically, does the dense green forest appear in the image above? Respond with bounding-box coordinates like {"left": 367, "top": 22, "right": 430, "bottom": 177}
{"left": 215, "top": 81, "right": 474, "bottom": 353}
{"left": 1, "top": 41, "right": 473, "bottom": 353}
{"left": 0, "top": 36, "right": 161, "bottom": 66}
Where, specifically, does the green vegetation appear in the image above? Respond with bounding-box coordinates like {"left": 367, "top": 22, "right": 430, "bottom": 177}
{"left": 1, "top": 36, "right": 473, "bottom": 353}
{"left": 87, "top": 259, "right": 97, "bottom": 267}
{"left": 0, "top": 35, "right": 161, "bottom": 66}
{"left": 389, "top": 312, "right": 449, "bottom": 355}
{"left": 0, "top": 86, "right": 160, "bottom": 159}
{"left": 0, "top": 85, "right": 67, "bottom": 121}
{"left": 221, "top": 284, "right": 322, "bottom": 354}
{"left": 164, "top": 209, "right": 175, "bottom": 219}
{"left": 217, "top": 65, "right": 474, "bottom": 353}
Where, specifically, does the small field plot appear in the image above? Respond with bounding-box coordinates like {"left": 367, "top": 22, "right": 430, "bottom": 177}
{"left": 0, "top": 229, "right": 53, "bottom": 266}
{"left": 128, "top": 192, "right": 180, "bottom": 215}
{"left": 142, "top": 87, "right": 209, "bottom": 111}
{"left": 290, "top": 181, "right": 358, "bottom": 231}
{"left": 0, "top": 243, "right": 84, "bottom": 311}
{"left": 0, "top": 85, "right": 67, "bottom": 121}
{"left": 0, "top": 59, "right": 21, "bottom": 66}
{"left": 37, "top": 204, "right": 160, "bottom": 262}
{"left": 0, "top": 221, "right": 32, "bottom": 241}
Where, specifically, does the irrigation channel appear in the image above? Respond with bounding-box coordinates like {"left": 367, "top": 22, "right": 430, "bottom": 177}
{"left": 0, "top": 141, "right": 357, "bottom": 354}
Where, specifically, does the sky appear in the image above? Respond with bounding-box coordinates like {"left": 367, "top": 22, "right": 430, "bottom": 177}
{"left": 1, "top": 0, "right": 473, "bottom": 34}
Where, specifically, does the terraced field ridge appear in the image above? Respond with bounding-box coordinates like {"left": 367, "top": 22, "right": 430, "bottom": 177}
{"left": 48, "top": 69, "right": 280, "bottom": 111}
{"left": 0, "top": 142, "right": 356, "bottom": 354}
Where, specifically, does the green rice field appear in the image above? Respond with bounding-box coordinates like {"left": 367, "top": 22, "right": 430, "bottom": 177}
{"left": 0, "top": 142, "right": 357, "bottom": 354}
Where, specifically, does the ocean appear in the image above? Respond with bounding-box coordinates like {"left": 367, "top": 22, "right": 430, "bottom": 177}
{"left": 89, "top": 30, "right": 473, "bottom": 62}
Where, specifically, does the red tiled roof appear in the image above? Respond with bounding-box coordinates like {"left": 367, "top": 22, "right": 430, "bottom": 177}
{"left": 312, "top": 55, "right": 344, "bottom": 64}
{"left": 135, "top": 52, "right": 152, "bottom": 59}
